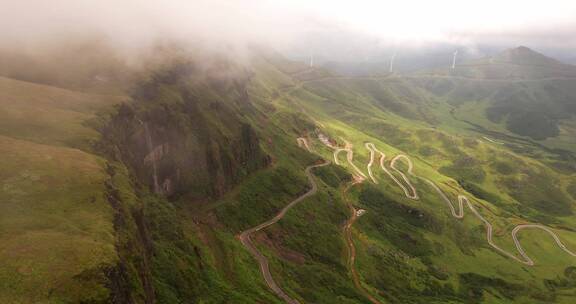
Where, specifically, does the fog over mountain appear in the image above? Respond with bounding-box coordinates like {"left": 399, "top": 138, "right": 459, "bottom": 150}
{"left": 2, "top": 0, "right": 576, "bottom": 59}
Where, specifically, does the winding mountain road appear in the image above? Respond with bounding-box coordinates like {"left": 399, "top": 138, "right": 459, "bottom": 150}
{"left": 365, "top": 143, "right": 419, "bottom": 200}
{"left": 423, "top": 181, "right": 576, "bottom": 266}
{"left": 239, "top": 139, "right": 329, "bottom": 304}
{"left": 363, "top": 140, "right": 576, "bottom": 266}
{"left": 332, "top": 139, "right": 366, "bottom": 180}
{"left": 245, "top": 135, "right": 576, "bottom": 304}
{"left": 325, "top": 135, "right": 576, "bottom": 266}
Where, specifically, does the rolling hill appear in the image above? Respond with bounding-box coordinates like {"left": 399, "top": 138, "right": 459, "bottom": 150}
{"left": 407, "top": 47, "right": 576, "bottom": 154}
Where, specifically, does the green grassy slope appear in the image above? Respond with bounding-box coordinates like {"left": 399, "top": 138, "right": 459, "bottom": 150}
{"left": 0, "top": 76, "right": 125, "bottom": 149}
{"left": 406, "top": 47, "right": 576, "bottom": 156}
{"left": 0, "top": 80, "right": 121, "bottom": 302}
{"left": 249, "top": 54, "right": 576, "bottom": 302}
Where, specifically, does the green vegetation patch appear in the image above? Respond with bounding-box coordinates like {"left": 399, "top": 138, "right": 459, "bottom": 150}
{"left": 314, "top": 163, "right": 352, "bottom": 188}
{"left": 439, "top": 155, "right": 487, "bottom": 184}
{"left": 567, "top": 182, "right": 576, "bottom": 200}
{"left": 0, "top": 135, "right": 116, "bottom": 303}
{"left": 0, "top": 76, "right": 124, "bottom": 150}
{"left": 458, "top": 272, "right": 527, "bottom": 303}
{"left": 358, "top": 185, "right": 442, "bottom": 256}
{"left": 272, "top": 189, "right": 368, "bottom": 303}
{"left": 215, "top": 165, "right": 308, "bottom": 232}
{"left": 501, "top": 170, "right": 573, "bottom": 216}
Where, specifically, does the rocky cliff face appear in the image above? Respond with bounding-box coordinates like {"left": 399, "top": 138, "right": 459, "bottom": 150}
{"left": 100, "top": 57, "right": 269, "bottom": 200}
{"left": 94, "top": 54, "right": 272, "bottom": 304}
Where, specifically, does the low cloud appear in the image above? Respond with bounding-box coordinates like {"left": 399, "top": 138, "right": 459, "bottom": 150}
{"left": 1, "top": 0, "right": 575, "bottom": 59}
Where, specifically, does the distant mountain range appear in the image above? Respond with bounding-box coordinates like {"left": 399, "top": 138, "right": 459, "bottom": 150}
{"left": 315, "top": 45, "right": 576, "bottom": 76}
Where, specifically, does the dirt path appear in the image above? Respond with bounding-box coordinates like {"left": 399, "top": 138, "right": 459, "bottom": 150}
{"left": 319, "top": 137, "right": 382, "bottom": 303}
{"left": 239, "top": 157, "right": 330, "bottom": 304}
{"left": 342, "top": 181, "right": 384, "bottom": 304}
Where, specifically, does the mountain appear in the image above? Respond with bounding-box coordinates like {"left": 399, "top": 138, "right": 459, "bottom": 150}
{"left": 320, "top": 47, "right": 487, "bottom": 76}
{"left": 406, "top": 47, "right": 576, "bottom": 151}
{"left": 419, "top": 46, "right": 576, "bottom": 80}
{"left": 493, "top": 46, "right": 563, "bottom": 66}
{"left": 2, "top": 45, "right": 576, "bottom": 304}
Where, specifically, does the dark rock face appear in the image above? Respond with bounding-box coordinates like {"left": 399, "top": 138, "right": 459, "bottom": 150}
{"left": 100, "top": 58, "right": 269, "bottom": 200}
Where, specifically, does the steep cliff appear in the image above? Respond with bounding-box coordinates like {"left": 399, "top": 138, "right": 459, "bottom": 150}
{"left": 94, "top": 56, "right": 274, "bottom": 303}
{"left": 99, "top": 57, "right": 269, "bottom": 200}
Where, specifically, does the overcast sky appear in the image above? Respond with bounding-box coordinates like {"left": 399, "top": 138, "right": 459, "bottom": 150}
{"left": 269, "top": 0, "right": 576, "bottom": 44}
{"left": 2, "top": 0, "right": 576, "bottom": 52}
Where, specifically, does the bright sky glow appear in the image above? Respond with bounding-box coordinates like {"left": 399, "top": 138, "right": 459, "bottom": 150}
{"left": 266, "top": 0, "right": 576, "bottom": 42}
{"left": 2, "top": 0, "right": 576, "bottom": 50}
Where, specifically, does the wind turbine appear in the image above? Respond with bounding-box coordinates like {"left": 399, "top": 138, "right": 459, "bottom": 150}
{"left": 389, "top": 52, "right": 396, "bottom": 73}
{"left": 451, "top": 50, "right": 458, "bottom": 69}
{"left": 309, "top": 53, "right": 314, "bottom": 68}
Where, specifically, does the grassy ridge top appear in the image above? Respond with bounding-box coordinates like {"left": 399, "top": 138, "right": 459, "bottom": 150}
{"left": 0, "top": 76, "right": 124, "bottom": 302}
{"left": 0, "top": 135, "right": 116, "bottom": 303}
{"left": 0, "top": 76, "right": 126, "bottom": 149}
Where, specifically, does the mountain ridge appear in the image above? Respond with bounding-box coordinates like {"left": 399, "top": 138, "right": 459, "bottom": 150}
{"left": 492, "top": 46, "right": 564, "bottom": 67}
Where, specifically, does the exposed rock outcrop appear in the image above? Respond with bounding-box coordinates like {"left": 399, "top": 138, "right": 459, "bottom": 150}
{"left": 99, "top": 57, "right": 270, "bottom": 200}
